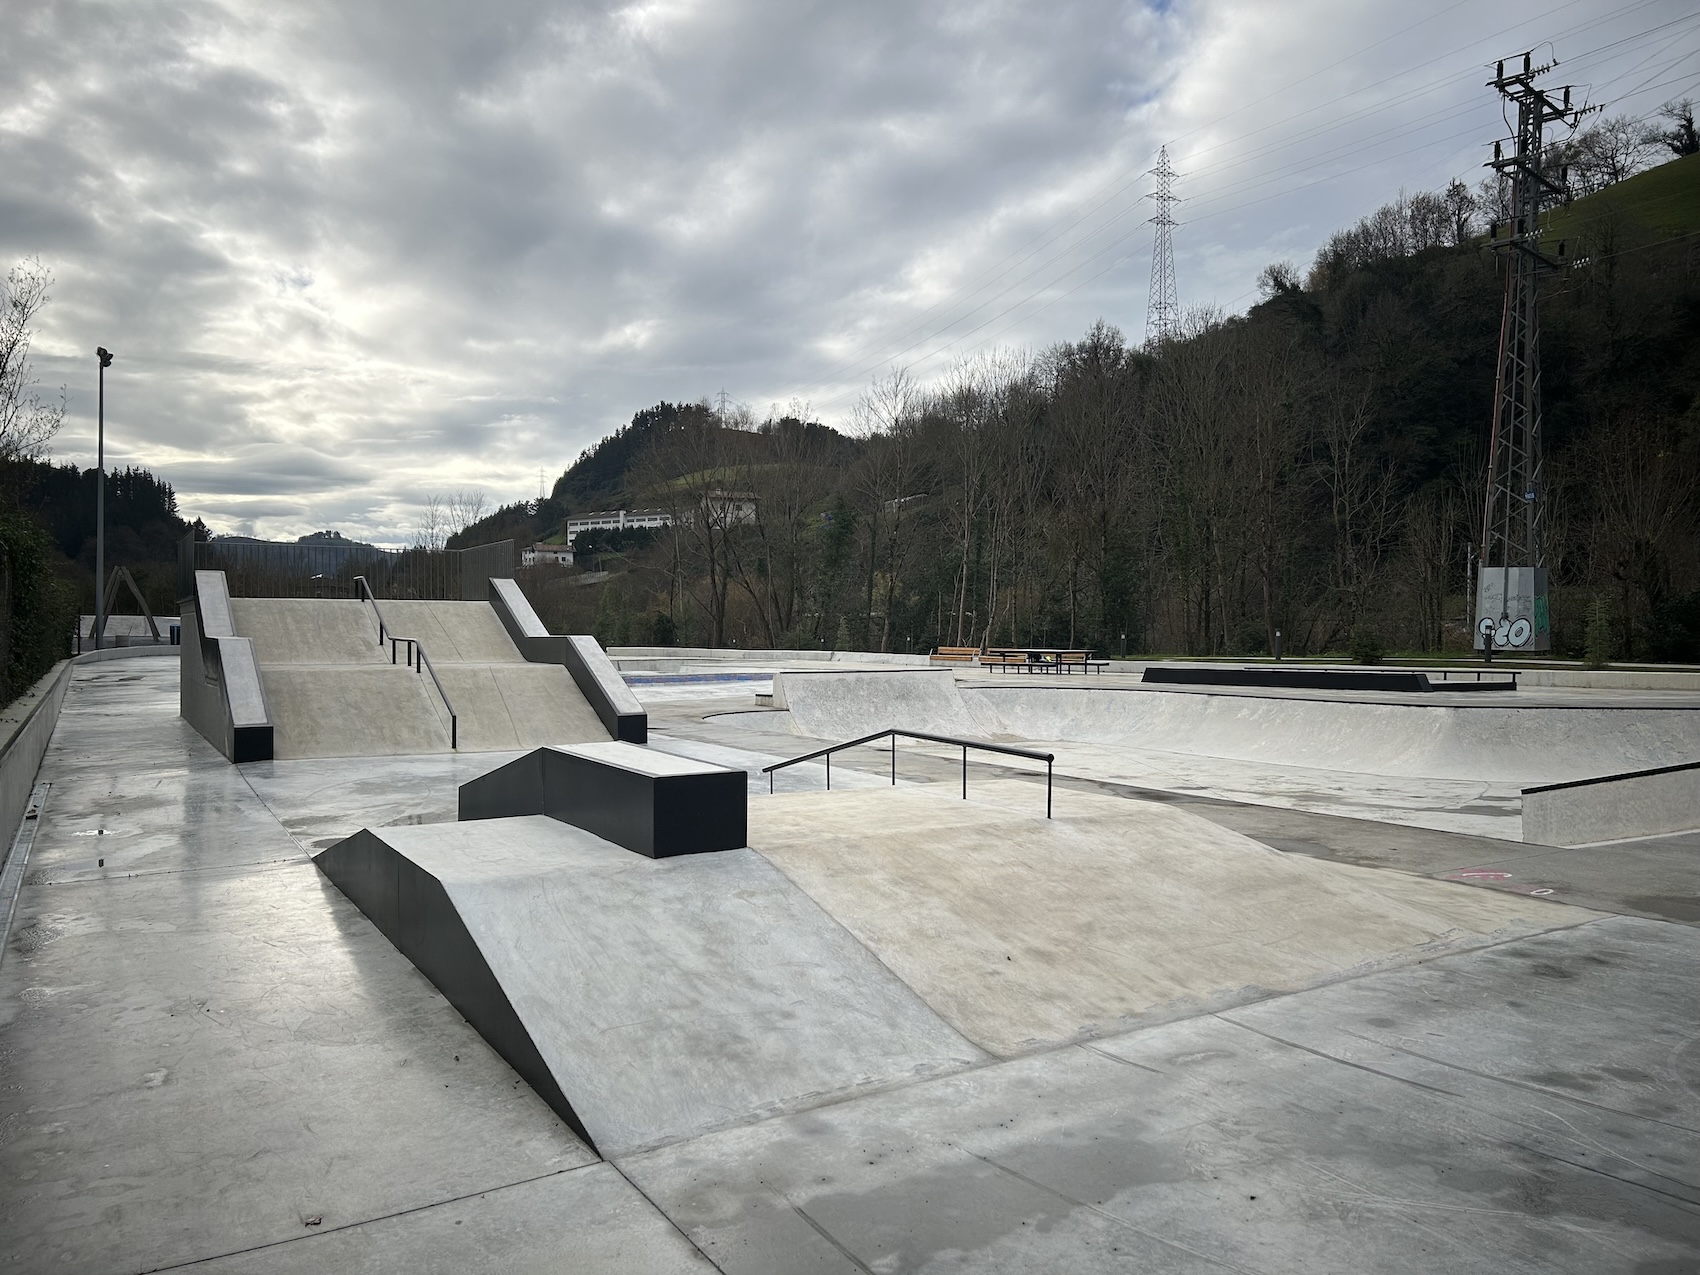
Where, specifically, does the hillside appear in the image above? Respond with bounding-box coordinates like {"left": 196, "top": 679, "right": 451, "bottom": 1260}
{"left": 1545, "top": 150, "right": 1700, "bottom": 251}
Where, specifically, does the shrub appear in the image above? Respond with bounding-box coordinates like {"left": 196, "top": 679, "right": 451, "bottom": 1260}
{"left": 1349, "top": 625, "right": 1384, "bottom": 665}
{"left": 1584, "top": 597, "right": 1613, "bottom": 669}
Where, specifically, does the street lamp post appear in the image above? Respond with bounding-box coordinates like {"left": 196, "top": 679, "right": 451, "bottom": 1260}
{"left": 95, "top": 348, "right": 113, "bottom": 650}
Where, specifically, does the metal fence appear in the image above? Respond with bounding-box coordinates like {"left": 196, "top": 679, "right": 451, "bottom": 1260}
{"left": 180, "top": 535, "right": 515, "bottom": 602}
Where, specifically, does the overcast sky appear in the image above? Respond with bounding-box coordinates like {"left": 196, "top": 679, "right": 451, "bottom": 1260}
{"left": 4, "top": 0, "right": 1695, "bottom": 544}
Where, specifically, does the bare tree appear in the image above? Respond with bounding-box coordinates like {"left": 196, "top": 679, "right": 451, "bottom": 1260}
{"left": 1442, "top": 179, "right": 1477, "bottom": 246}
{"left": 0, "top": 258, "right": 66, "bottom": 464}
{"left": 447, "top": 488, "right": 488, "bottom": 540}
{"left": 1552, "top": 114, "right": 1663, "bottom": 195}
{"left": 415, "top": 495, "right": 446, "bottom": 550}
{"left": 1657, "top": 98, "right": 1697, "bottom": 156}
{"left": 1319, "top": 385, "right": 1398, "bottom": 640}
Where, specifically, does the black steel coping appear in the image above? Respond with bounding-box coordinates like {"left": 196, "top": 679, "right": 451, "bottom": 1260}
{"left": 1141, "top": 666, "right": 1519, "bottom": 693}
{"left": 1522, "top": 758, "right": 1700, "bottom": 795}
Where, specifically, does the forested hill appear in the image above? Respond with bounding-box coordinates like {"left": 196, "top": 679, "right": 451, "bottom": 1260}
{"left": 486, "top": 151, "right": 1698, "bottom": 660}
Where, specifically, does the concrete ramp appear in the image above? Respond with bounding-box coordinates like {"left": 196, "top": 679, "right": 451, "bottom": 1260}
{"left": 769, "top": 669, "right": 1700, "bottom": 788}
{"left": 375, "top": 600, "right": 528, "bottom": 663}
{"left": 228, "top": 599, "right": 388, "bottom": 666}
{"left": 227, "top": 597, "right": 614, "bottom": 758}
{"left": 315, "top": 816, "right": 984, "bottom": 1155}
{"left": 774, "top": 668, "right": 977, "bottom": 739}
{"left": 751, "top": 785, "right": 1588, "bottom": 1056}
{"left": 262, "top": 665, "right": 452, "bottom": 757}
{"left": 435, "top": 664, "right": 608, "bottom": 750}
{"left": 963, "top": 684, "right": 1700, "bottom": 785}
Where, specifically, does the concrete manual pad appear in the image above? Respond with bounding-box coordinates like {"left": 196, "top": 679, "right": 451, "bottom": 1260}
{"left": 318, "top": 816, "right": 985, "bottom": 1156}
{"left": 623, "top": 919, "right": 1700, "bottom": 1275}
{"left": 749, "top": 785, "right": 1592, "bottom": 1056}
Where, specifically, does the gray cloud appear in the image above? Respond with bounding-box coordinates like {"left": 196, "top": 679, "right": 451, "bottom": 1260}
{"left": 4, "top": 0, "right": 1689, "bottom": 543}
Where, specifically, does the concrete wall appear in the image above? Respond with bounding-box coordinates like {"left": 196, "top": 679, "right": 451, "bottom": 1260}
{"left": 0, "top": 662, "right": 73, "bottom": 871}
{"left": 1523, "top": 762, "right": 1700, "bottom": 846}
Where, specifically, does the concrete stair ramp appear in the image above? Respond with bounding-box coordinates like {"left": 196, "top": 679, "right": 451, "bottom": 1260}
{"left": 218, "top": 595, "right": 620, "bottom": 759}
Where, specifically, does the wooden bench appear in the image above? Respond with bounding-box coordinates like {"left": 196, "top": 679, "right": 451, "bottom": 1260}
{"left": 978, "top": 651, "right": 1027, "bottom": 669}
{"left": 1055, "top": 652, "right": 1111, "bottom": 674}
{"left": 931, "top": 646, "right": 981, "bottom": 663}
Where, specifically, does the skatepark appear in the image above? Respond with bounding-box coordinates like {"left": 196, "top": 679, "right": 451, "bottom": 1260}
{"left": 0, "top": 576, "right": 1696, "bottom": 1271}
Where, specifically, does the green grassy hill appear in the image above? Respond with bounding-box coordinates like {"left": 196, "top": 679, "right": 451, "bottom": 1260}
{"left": 1543, "top": 150, "right": 1700, "bottom": 255}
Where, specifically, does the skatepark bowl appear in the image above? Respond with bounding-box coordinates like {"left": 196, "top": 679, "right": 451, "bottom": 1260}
{"left": 2, "top": 627, "right": 1698, "bottom": 1273}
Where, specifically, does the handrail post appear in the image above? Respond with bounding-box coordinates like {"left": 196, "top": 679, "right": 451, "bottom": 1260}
{"left": 890, "top": 731, "right": 896, "bottom": 786}
{"left": 1047, "top": 759, "right": 1053, "bottom": 819}
{"left": 962, "top": 745, "right": 967, "bottom": 800}
{"left": 826, "top": 752, "right": 831, "bottom": 791}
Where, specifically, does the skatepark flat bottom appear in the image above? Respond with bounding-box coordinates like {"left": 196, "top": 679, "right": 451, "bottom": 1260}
{"left": 0, "top": 659, "right": 1696, "bottom": 1272}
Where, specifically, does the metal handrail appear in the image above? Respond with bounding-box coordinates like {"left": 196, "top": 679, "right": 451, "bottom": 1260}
{"left": 352, "top": 575, "right": 458, "bottom": 748}
{"left": 353, "top": 575, "right": 388, "bottom": 644}
{"left": 762, "top": 729, "right": 1054, "bottom": 818}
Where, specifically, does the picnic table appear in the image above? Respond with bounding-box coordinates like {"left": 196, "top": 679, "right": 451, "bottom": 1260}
{"left": 979, "top": 647, "right": 1110, "bottom": 674}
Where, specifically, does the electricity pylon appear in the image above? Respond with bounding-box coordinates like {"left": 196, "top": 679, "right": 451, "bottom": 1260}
{"left": 1476, "top": 52, "right": 1589, "bottom": 654}
{"left": 1144, "top": 146, "right": 1180, "bottom": 349}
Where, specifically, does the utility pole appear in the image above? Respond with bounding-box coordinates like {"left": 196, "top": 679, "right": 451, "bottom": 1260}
{"left": 94, "top": 347, "right": 113, "bottom": 650}
{"left": 1475, "top": 52, "right": 1588, "bottom": 656}
{"left": 1144, "top": 146, "right": 1180, "bottom": 349}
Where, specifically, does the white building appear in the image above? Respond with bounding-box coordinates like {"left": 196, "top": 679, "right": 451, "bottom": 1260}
{"left": 563, "top": 508, "right": 674, "bottom": 543}
{"left": 521, "top": 543, "right": 574, "bottom": 567}
{"left": 703, "top": 490, "right": 757, "bottom": 527}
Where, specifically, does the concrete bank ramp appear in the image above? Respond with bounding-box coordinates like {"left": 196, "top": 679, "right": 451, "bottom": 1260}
{"left": 963, "top": 684, "right": 1700, "bottom": 784}
{"left": 770, "top": 668, "right": 1700, "bottom": 786}
{"left": 228, "top": 598, "right": 609, "bottom": 758}
{"left": 774, "top": 667, "right": 977, "bottom": 739}
{"left": 750, "top": 785, "right": 1589, "bottom": 1056}
{"left": 316, "top": 816, "right": 984, "bottom": 1155}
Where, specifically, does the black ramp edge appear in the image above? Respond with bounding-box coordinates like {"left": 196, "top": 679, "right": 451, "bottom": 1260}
{"left": 487, "top": 580, "right": 647, "bottom": 743}
{"left": 564, "top": 636, "right": 647, "bottom": 744}
{"left": 314, "top": 830, "right": 597, "bottom": 1153}
{"left": 459, "top": 749, "right": 547, "bottom": 821}
{"left": 1144, "top": 666, "right": 1435, "bottom": 692}
{"left": 459, "top": 746, "right": 746, "bottom": 858}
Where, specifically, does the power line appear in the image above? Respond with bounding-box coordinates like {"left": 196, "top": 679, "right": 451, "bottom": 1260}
{"left": 796, "top": 4, "right": 1694, "bottom": 411}
{"left": 1144, "top": 147, "right": 1181, "bottom": 348}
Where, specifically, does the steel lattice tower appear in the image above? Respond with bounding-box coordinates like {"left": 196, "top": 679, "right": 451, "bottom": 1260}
{"left": 1144, "top": 146, "right": 1180, "bottom": 348}
{"left": 1480, "top": 53, "right": 1585, "bottom": 572}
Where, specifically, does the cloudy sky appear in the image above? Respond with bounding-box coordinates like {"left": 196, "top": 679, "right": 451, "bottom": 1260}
{"left": 4, "top": 0, "right": 1695, "bottom": 544}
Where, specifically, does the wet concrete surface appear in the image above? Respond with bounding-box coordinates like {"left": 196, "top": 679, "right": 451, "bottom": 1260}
{"left": 0, "top": 660, "right": 1696, "bottom": 1272}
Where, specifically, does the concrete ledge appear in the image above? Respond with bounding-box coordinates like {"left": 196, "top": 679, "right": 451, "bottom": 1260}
{"left": 180, "top": 572, "right": 274, "bottom": 763}
{"left": 488, "top": 579, "right": 646, "bottom": 743}
{"left": 1523, "top": 761, "right": 1700, "bottom": 845}
{"left": 459, "top": 741, "right": 745, "bottom": 858}
{"left": 0, "top": 661, "right": 74, "bottom": 870}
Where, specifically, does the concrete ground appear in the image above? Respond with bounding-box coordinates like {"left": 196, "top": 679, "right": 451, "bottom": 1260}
{"left": 1, "top": 659, "right": 1696, "bottom": 1272}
